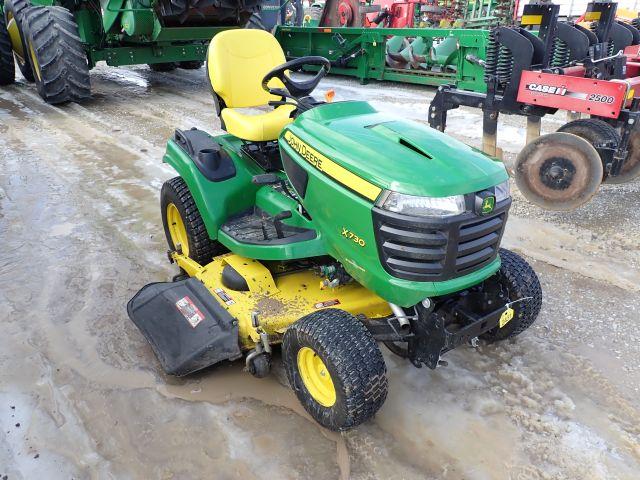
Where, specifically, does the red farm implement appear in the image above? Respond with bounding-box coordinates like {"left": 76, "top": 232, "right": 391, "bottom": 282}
{"left": 429, "top": 0, "right": 640, "bottom": 210}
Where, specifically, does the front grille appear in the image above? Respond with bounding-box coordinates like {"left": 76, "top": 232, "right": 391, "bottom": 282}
{"left": 373, "top": 198, "right": 510, "bottom": 282}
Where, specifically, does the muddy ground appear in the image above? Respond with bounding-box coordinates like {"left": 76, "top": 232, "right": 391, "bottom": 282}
{"left": 0, "top": 66, "right": 638, "bottom": 480}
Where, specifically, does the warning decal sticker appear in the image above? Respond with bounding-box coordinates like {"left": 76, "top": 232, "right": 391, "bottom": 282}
{"left": 214, "top": 288, "right": 235, "bottom": 306}
{"left": 314, "top": 299, "right": 341, "bottom": 309}
{"left": 175, "top": 296, "right": 205, "bottom": 328}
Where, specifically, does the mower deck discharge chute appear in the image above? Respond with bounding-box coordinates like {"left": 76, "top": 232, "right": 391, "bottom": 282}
{"left": 429, "top": 0, "right": 640, "bottom": 210}
{"left": 129, "top": 28, "right": 543, "bottom": 431}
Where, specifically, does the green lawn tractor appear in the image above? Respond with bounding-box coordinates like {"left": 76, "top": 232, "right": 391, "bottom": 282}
{"left": 127, "top": 28, "right": 543, "bottom": 431}
{"left": 0, "top": 0, "right": 261, "bottom": 104}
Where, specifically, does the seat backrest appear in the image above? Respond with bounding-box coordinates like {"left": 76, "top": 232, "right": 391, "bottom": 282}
{"left": 207, "top": 29, "right": 286, "bottom": 109}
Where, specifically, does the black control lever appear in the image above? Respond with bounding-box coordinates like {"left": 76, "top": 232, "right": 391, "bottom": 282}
{"left": 273, "top": 211, "right": 292, "bottom": 239}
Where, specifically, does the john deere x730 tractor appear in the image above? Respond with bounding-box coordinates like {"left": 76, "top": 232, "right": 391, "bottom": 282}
{"left": 0, "top": 0, "right": 261, "bottom": 104}
{"left": 128, "top": 29, "right": 543, "bottom": 431}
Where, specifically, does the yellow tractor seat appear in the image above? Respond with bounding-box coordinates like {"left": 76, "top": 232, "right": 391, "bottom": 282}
{"left": 221, "top": 105, "right": 295, "bottom": 143}
{"left": 207, "top": 29, "right": 294, "bottom": 142}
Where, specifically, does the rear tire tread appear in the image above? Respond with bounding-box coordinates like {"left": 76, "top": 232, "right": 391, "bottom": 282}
{"left": 4, "top": 0, "right": 36, "bottom": 82}
{"left": 557, "top": 118, "right": 621, "bottom": 182}
{"left": 161, "top": 176, "right": 222, "bottom": 265}
{"left": 0, "top": 13, "right": 15, "bottom": 85}
{"left": 22, "top": 6, "right": 90, "bottom": 104}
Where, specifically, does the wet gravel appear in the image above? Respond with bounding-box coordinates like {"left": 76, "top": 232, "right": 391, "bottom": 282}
{"left": 0, "top": 66, "right": 638, "bottom": 479}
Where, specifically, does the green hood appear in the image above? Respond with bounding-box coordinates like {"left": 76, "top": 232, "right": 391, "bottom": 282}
{"left": 291, "top": 101, "right": 507, "bottom": 198}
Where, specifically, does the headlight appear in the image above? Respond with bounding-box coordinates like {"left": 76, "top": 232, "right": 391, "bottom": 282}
{"left": 495, "top": 179, "right": 510, "bottom": 202}
{"left": 378, "top": 191, "right": 466, "bottom": 217}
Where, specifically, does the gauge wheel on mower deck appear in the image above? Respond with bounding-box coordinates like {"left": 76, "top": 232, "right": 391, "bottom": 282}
{"left": 161, "top": 176, "right": 224, "bottom": 265}
{"left": 0, "top": 12, "right": 15, "bottom": 85}
{"left": 149, "top": 62, "right": 177, "bottom": 72}
{"left": 480, "top": 248, "right": 543, "bottom": 342}
{"left": 4, "top": 0, "right": 35, "bottom": 82}
{"left": 514, "top": 132, "right": 603, "bottom": 211}
{"left": 283, "top": 309, "right": 388, "bottom": 431}
{"left": 22, "top": 6, "right": 91, "bottom": 104}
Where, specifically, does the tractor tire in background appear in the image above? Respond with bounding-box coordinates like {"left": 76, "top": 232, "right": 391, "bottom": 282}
{"left": 161, "top": 177, "right": 223, "bottom": 265}
{"left": 515, "top": 132, "right": 603, "bottom": 211}
{"left": 21, "top": 6, "right": 90, "bottom": 104}
{"left": 304, "top": 3, "right": 324, "bottom": 23}
{"left": 149, "top": 62, "right": 177, "bottom": 72}
{"left": 605, "top": 126, "right": 640, "bottom": 184}
{"left": 557, "top": 118, "right": 640, "bottom": 184}
{"left": 178, "top": 60, "right": 203, "bottom": 70}
{"left": 3, "top": 0, "right": 35, "bottom": 82}
{"left": 481, "top": 248, "right": 543, "bottom": 342}
{"left": 246, "top": 12, "right": 267, "bottom": 30}
{"left": 0, "top": 13, "right": 15, "bottom": 85}
{"left": 557, "top": 118, "right": 621, "bottom": 182}
{"left": 557, "top": 118, "right": 620, "bottom": 148}
{"left": 283, "top": 309, "right": 388, "bottom": 431}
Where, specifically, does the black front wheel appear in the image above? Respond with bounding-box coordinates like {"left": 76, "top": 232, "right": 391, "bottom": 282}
{"left": 481, "top": 248, "right": 543, "bottom": 342}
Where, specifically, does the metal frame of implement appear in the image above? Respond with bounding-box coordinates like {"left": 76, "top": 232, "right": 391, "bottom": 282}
{"left": 275, "top": 26, "right": 490, "bottom": 92}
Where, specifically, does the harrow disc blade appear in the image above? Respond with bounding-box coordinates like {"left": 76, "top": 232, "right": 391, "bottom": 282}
{"left": 515, "top": 132, "right": 603, "bottom": 211}
{"left": 604, "top": 127, "right": 640, "bottom": 184}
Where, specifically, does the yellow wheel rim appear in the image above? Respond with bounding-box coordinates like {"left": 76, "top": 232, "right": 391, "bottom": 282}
{"left": 28, "top": 39, "right": 40, "bottom": 81}
{"left": 297, "top": 347, "right": 336, "bottom": 407}
{"left": 166, "top": 203, "right": 189, "bottom": 256}
{"left": 6, "top": 14, "right": 23, "bottom": 58}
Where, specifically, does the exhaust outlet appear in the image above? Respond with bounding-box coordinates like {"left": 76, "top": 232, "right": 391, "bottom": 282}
{"left": 389, "top": 303, "right": 411, "bottom": 330}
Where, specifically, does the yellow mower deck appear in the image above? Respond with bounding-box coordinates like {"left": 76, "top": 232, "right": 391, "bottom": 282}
{"left": 172, "top": 251, "right": 392, "bottom": 349}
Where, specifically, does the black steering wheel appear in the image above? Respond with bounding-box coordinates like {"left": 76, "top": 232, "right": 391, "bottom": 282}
{"left": 261, "top": 56, "right": 331, "bottom": 99}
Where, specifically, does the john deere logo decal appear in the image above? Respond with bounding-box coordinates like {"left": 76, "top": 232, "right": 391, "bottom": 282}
{"left": 481, "top": 196, "right": 495, "bottom": 214}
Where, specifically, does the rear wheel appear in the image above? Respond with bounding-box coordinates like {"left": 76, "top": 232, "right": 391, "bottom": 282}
{"left": 4, "top": 0, "right": 35, "bottom": 82}
{"left": 160, "top": 176, "right": 223, "bottom": 265}
{"left": 22, "top": 6, "right": 91, "bottom": 104}
{"left": 283, "top": 309, "right": 388, "bottom": 431}
{"left": 0, "top": 13, "right": 15, "bottom": 85}
{"left": 149, "top": 62, "right": 177, "bottom": 72}
{"left": 515, "top": 132, "right": 603, "bottom": 211}
{"left": 481, "top": 249, "right": 542, "bottom": 342}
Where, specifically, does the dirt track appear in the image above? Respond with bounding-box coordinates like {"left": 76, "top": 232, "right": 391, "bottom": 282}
{"left": 0, "top": 66, "right": 639, "bottom": 480}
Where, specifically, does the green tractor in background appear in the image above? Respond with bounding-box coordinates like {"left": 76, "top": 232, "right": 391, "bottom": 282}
{"left": 0, "top": 0, "right": 262, "bottom": 103}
